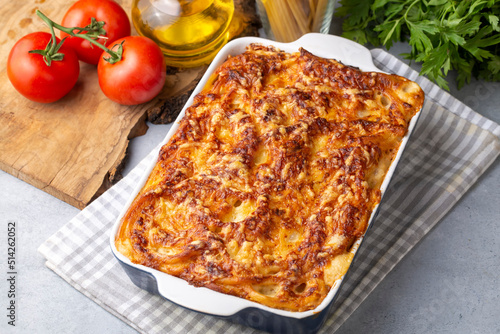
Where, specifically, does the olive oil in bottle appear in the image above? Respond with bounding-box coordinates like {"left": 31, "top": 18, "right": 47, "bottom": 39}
{"left": 132, "top": 0, "right": 235, "bottom": 67}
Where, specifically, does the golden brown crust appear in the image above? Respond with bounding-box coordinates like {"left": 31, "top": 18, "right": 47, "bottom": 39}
{"left": 115, "top": 44, "right": 424, "bottom": 311}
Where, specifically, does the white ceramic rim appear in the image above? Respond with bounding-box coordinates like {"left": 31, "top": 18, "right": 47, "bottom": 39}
{"left": 110, "top": 33, "right": 422, "bottom": 319}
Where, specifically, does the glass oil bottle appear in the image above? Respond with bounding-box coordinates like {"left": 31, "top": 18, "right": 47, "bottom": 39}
{"left": 132, "top": 0, "right": 235, "bottom": 67}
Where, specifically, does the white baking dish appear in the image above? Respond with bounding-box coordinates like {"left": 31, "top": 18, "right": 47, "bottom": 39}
{"left": 109, "top": 33, "right": 422, "bottom": 334}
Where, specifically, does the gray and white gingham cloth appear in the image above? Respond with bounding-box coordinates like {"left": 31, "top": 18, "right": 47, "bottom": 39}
{"left": 38, "top": 49, "right": 500, "bottom": 334}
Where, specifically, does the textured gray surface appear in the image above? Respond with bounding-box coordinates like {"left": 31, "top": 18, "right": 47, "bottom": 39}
{"left": 1, "top": 42, "right": 499, "bottom": 334}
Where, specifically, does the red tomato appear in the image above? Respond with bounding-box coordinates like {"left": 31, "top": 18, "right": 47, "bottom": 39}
{"left": 98, "top": 36, "right": 166, "bottom": 105}
{"left": 7, "top": 32, "right": 80, "bottom": 103}
{"left": 61, "top": 0, "right": 131, "bottom": 65}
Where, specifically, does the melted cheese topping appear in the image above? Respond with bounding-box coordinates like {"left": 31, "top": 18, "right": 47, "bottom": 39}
{"left": 115, "top": 45, "right": 424, "bottom": 312}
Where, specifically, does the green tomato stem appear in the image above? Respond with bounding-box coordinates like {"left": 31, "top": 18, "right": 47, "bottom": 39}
{"left": 35, "top": 10, "right": 122, "bottom": 63}
{"left": 47, "top": 24, "right": 58, "bottom": 55}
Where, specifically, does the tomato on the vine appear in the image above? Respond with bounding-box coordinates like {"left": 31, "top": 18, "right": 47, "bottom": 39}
{"left": 7, "top": 32, "right": 80, "bottom": 103}
{"left": 98, "top": 36, "right": 166, "bottom": 105}
{"left": 61, "top": 0, "right": 131, "bottom": 65}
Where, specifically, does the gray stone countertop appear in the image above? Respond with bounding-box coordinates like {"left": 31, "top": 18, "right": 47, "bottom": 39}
{"left": 0, "top": 41, "right": 499, "bottom": 334}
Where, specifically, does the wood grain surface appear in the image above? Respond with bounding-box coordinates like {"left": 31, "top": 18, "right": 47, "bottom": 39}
{"left": 0, "top": 0, "right": 260, "bottom": 209}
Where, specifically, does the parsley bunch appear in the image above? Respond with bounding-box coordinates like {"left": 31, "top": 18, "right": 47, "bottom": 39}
{"left": 336, "top": 0, "right": 500, "bottom": 90}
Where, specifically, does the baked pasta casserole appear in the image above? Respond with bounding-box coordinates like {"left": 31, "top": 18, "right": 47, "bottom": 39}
{"left": 115, "top": 45, "right": 424, "bottom": 312}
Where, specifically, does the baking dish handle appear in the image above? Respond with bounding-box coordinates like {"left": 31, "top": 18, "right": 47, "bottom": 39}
{"left": 154, "top": 271, "right": 250, "bottom": 316}
{"left": 292, "top": 33, "right": 379, "bottom": 72}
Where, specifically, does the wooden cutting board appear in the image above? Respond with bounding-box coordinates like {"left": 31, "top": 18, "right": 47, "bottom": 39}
{"left": 0, "top": 0, "right": 260, "bottom": 209}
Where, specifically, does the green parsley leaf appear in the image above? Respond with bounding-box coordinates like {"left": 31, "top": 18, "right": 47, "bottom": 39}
{"left": 337, "top": 0, "right": 500, "bottom": 90}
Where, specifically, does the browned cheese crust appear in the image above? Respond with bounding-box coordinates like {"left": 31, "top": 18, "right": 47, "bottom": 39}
{"left": 115, "top": 44, "right": 424, "bottom": 312}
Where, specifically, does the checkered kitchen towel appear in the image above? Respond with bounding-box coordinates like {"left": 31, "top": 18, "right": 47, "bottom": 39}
{"left": 38, "top": 49, "right": 500, "bottom": 334}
